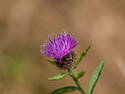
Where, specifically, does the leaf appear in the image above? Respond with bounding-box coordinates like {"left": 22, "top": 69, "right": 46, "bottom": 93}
{"left": 76, "top": 71, "right": 86, "bottom": 79}
{"left": 48, "top": 60, "right": 57, "bottom": 65}
{"left": 87, "top": 59, "right": 106, "bottom": 94}
{"left": 48, "top": 73, "right": 70, "bottom": 81}
{"left": 50, "top": 86, "right": 79, "bottom": 94}
{"left": 77, "top": 45, "right": 91, "bottom": 63}
{"left": 73, "top": 45, "right": 91, "bottom": 69}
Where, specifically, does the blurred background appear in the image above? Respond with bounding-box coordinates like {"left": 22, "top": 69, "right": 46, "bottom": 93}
{"left": 0, "top": 0, "right": 125, "bottom": 94}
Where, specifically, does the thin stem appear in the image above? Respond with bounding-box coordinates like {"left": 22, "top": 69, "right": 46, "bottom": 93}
{"left": 69, "top": 69, "right": 85, "bottom": 94}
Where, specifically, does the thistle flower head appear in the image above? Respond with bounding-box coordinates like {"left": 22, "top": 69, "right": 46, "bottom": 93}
{"left": 40, "top": 31, "right": 77, "bottom": 69}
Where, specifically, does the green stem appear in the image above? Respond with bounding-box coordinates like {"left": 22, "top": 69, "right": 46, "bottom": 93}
{"left": 69, "top": 69, "right": 85, "bottom": 94}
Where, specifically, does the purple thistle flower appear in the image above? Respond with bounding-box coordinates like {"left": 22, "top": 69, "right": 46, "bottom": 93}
{"left": 40, "top": 31, "right": 77, "bottom": 69}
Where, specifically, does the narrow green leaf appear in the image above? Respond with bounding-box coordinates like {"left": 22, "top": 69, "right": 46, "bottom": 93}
{"left": 77, "top": 45, "right": 91, "bottom": 63}
{"left": 48, "top": 73, "right": 70, "bottom": 81}
{"left": 73, "top": 45, "right": 91, "bottom": 69}
{"left": 50, "top": 86, "right": 79, "bottom": 94}
{"left": 87, "top": 59, "right": 106, "bottom": 94}
{"left": 76, "top": 71, "right": 86, "bottom": 79}
{"left": 48, "top": 60, "right": 56, "bottom": 65}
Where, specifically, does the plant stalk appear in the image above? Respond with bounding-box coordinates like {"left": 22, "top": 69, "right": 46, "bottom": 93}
{"left": 69, "top": 69, "right": 85, "bottom": 94}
